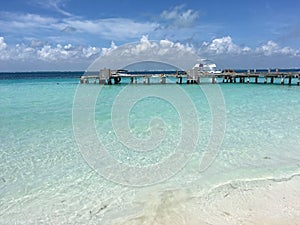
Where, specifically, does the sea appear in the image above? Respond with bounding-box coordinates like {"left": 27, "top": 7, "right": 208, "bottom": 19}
{"left": 1, "top": 71, "right": 300, "bottom": 224}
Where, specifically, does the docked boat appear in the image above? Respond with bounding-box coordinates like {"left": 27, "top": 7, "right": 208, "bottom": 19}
{"left": 193, "top": 60, "right": 222, "bottom": 74}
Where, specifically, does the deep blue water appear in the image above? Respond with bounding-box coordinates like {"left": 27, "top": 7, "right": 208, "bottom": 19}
{"left": 0, "top": 71, "right": 84, "bottom": 80}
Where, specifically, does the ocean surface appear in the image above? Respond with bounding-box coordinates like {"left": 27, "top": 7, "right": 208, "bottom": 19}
{"left": 1, "top": 71, "right": 300, "bottom": 224}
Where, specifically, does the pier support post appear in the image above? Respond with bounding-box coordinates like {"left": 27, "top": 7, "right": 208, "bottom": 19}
{"left": 281, "top": 76, "right": 284, "bottom": 85}
{"left": 161, "top": 76, "right": 166, "bottom": 84}
{"left": 264, "top": 77, "right": 267, "bottom": 84}
{"left": 288, "top": 76, "right": 292, "bottom": 85}
{"left": 297, "top": 76, "right": 300, "bottom": 85}
{"left": 147, "top": 77, "right": 150, "bottom": 84}
{"left": 255, "top": 77, "right": 258, "bottom": 84}
{"left": 270, "top": 77, "right": 274, "bottom": 84}
{"left": 176, "top": 77, "right": 182, "bottom": 84}
{"left": 212, "top": 76, "right": 216, "bottom": 84}
{"left": 130, "top": 77, "right": 133, "bottom": 84}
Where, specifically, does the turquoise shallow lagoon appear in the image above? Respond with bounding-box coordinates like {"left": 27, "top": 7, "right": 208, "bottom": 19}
{"left": 1, "top": 74, "right": 300, "bottom": 224}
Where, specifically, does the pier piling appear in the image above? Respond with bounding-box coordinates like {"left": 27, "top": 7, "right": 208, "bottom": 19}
{"left": 79, "top": 69, "right": 300, "bottom": 86}
{"left": 281, "top": 76, "right": 285, "bottom": 85}
{"left": 288, "top": 76, "right": 292, "bottom": 85}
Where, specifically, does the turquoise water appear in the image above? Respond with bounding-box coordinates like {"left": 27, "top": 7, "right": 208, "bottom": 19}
{"left": 1, "top": 76, "right": 300, "bottom": 224}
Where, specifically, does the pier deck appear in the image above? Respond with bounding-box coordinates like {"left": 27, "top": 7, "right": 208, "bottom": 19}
{"left": 79, "top": 70, "right": 300, "bottom": 86}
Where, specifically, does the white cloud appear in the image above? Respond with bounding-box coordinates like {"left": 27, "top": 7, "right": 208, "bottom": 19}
{"left": 200, "top": 37, "right": 300, "bottom": 58}
{"left": 101, "top": 41, "right": 117, "bottom": 56}
{"left": 0, "top": 37, "right": 9, "bottom": 60}
{"left": 47, "top": 0, "right": 72, "bottom": 16}
{"left": 200, "top": 36, "right": 251, "bottom": 55}
{"left": 2, "top": 33, "right": 300, "bottom": 71}
{"left": 36, "top": 44, "right": 101, "bottom": 61}
{"left": 124, "top": 35, "right": 195, "bottom": 57}
{"left": 255, "top": 40, "right": 299, "bottom": 56}
{"left": 130, "top": 35, "right": 159, "bottom": 55}
{"left": 0, "top": 36, "right": 100, "bottom": 62}
{"left": 60, "top": 18, "right": 159, "bottom": 40}
{"left": 159, "top": 39, "right": 174, "bottom": 48}
{"left": 0, "top": 12, "right": 58, "bottom": 30}
{"left": 161, "top": 5, "right": 199, "bottom": 28}
{"left": 88, "top": 35, "right": 198, "bottom": 70}
{"left": 82, "top": 46, "right": 100, "bottom": 58}
{"left": 0, "top": 37, "right": 7, "bottom": 50}
{"left": 32, "top": 0, "right": 72, "bottom": 17}
{"left": 0, "top": 12, "right": 159, "bottom": 41}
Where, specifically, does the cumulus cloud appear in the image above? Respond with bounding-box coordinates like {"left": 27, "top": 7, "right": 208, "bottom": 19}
{"left": 197, "top": 37, "right": 300, "bottom": 68}
{"left": 255, "top": 40, "right": 299, "bottom": 56}
{"left": 200, "top": 36, "right": 251, "bottom": 55}
{"left": 200, "top": 36, "right": 300, "bottom": 58}
{"left": 88, "top": 35, "right": 198, "bottom": 70}
{"left": 161, "top": 5, "right": 199, "bottom": 28}
{"left": 0, "top": 36, "right": 100, "bottom": 62}
{"left": 122, "top": 35, "right": 195, "bottom": 58}
{"left": 2, "top": 33, "right": 300, "bottom": 71}
{"left": 36, "top": 44, "right": 100, "bottom": 61}
{"left": 0, "top": 37, "right": 7, "bottom": 50}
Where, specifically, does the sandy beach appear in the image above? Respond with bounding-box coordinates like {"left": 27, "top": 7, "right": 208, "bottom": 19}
{"left": 112, "top": 175, "right": 300, "bottom": 225}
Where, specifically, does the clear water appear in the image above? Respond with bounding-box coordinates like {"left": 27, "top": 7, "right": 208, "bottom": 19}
{"left": 1, "top": 75, "right": 300, "bottom": 224}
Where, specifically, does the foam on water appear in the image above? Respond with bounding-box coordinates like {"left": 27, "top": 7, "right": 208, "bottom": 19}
{"left": 1, "top": 76, "right": 300, "bottom": 224}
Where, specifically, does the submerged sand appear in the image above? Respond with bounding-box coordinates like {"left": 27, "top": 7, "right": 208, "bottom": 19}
{"left": 111, "top": 175, "right": 300, "bottom": 225}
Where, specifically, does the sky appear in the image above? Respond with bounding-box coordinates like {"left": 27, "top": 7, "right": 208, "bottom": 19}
{"left": 0, "top": 0, "right": 300, "bottom": 71}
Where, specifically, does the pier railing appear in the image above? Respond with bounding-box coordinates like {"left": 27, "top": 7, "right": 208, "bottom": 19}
{"left": 79, "top": 69, "right": 300, "bottom": 86}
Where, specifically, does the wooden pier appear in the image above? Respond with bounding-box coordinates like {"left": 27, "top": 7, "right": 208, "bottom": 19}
{"left": 79, "top": 68, "right": 300, "bottom": 86}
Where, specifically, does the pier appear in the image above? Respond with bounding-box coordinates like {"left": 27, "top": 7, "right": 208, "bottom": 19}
{"left": 79, "top": 68, "right": 300, "bottom": 86}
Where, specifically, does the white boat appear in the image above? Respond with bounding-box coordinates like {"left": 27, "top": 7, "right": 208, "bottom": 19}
{"left": 193, "top": 61, "right": 222, "bottom": 74}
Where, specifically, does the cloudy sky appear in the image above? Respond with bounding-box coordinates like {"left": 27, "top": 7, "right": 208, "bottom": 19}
{"left": 0, "top": 0, "right": 300, "bottom": 71}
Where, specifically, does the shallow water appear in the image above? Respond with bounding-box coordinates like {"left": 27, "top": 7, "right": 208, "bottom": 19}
{"left": 1, "top": 76, "right": 300, "bottom": 224}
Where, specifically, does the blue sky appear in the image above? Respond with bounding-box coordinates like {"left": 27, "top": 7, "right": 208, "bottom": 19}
{"left": 0, "top": 0, "right": 300, "bottom": 71}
